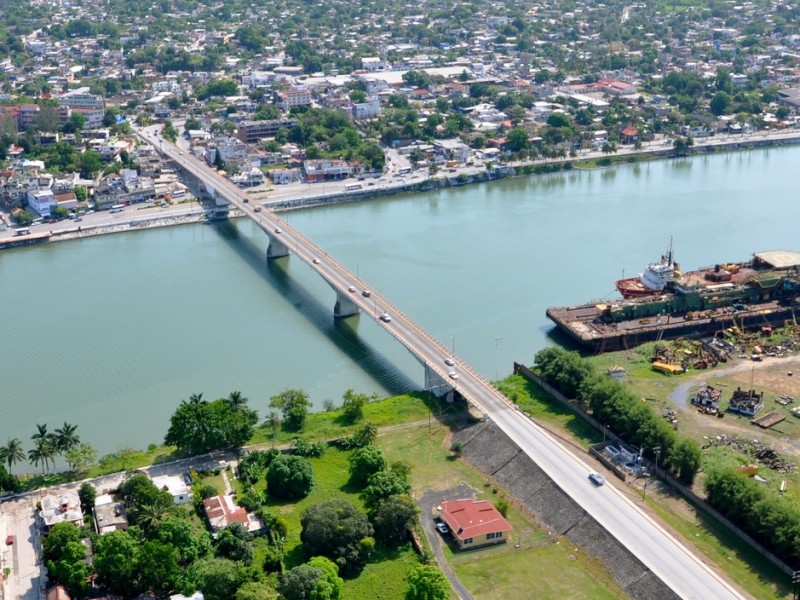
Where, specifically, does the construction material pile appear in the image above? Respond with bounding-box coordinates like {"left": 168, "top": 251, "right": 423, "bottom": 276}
{"left": 703, "top": 434, "right": 797, "bottom": 474}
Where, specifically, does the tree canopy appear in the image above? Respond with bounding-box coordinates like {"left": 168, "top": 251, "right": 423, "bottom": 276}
{"left": 270, "top": 389, "right": 312, "bottom": 431}
{"left": 348, "top": 445, "right": 387, "bottom": 488}
{"left": 267, "top": 454, "right": 315, "bottom": 500}
{"left": 165, "top": 393, "right": 258, "bottom": 455}
{"left": 300, "top": 500, "right": 374, "bottom": 576}
{"left": 405, "top": 565, "right": 450, "bottom": 600}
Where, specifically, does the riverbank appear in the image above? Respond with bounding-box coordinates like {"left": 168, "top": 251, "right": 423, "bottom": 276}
{"left": 5, "top": 128, "right": 800, "bottom": 248}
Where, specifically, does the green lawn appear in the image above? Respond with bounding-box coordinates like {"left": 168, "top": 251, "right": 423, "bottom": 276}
{"left": 378, "top": 423, "right": 625, "bottom": 600}
{"left": 496, "top": 375, "right": 601, "bottom": 448}
{"left": 249, "top": 392, "right": 434, "bottom": 448}
{"left": 453, "top": 540, "right": 625, "bottom": 600}
{"left": 260, "top": 447, "right": 364, "bottom": 568}
{"left": 343, "top": 545, "right": 421, "bottom": 600}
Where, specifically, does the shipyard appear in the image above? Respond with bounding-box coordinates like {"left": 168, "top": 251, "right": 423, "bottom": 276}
{"left": 546, "top": 248, "right": 800, "bottom": 352}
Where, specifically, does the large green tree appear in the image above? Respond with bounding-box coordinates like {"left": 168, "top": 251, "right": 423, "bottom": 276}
{"left": 189, "top": 557, "right": 248, "bottom": 600}
{"left": 266, "top": 454, "right": 314, "bottom": 500}
{"left": 405, "top": 565, "right": 450, "bottom": 600}
{"left": 348, "top": 445, "right": 386, "bottom": 488}
{"left": 278, "top": 556, "right": 343, "bottom": 600}
{"left": 360, "top": 471, "right": 411, "bottom": 513}
{"left": 269, "top": 389, "right": 312, "bottom": 431}
{"left": 371, "top": 494, "right": 418, "bottom": 546}
{"left": 165, "top": 394, "right": 258, "bottom": 455}
{"left": 94, "top": 529, "right": 141, "bottom": 596}
{"left": 43, "top": 523, "right": 90, "bottom": 597}
{"left": 300, "top": 500, "right": 373, "bottom": 576}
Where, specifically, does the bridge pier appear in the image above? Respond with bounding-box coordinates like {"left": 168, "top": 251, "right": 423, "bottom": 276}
{"left": 424, "top": 364, "right": 455, "bottom": 403}
{"left": 266, "top": 234, "right": 289, "bottom": 259}
{"left": 333, "top": 290, "right": 360, "bottom": 318}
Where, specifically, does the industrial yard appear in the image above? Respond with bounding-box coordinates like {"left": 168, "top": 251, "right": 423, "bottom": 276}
{"left": 588, "top": 334, "right": 800, "bottom": 498}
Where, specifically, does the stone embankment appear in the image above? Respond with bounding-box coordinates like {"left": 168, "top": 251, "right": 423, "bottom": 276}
{"left": 452, "top": 421, "right": 679, "bottom": 600}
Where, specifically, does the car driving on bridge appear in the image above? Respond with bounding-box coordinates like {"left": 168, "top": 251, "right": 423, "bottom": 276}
{"left": 380, "top": 312, "right": 392, "bottom": 322}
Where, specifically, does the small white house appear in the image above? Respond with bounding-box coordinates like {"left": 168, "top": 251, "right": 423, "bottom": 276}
{"left": 151, "top": 474, "right": 192, "bottom": 505}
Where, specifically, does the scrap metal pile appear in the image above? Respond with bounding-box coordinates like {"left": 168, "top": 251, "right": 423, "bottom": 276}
{"left": 703, "top": 434, "right": 797, "bottom": 474}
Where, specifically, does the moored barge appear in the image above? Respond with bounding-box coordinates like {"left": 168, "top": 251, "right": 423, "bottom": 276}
{"left": 547, "top": 250, "right": 800, "bottom": 352}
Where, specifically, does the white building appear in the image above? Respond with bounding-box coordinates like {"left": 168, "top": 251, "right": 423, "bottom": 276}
{"left": 59, "top": 87, "right": 104, "bottom": 109}
{"left": 151, "top": 474, "right": 192, "bottom": 505}
{"left": 41, "top": 492, "right": 83, "bottom": 529}
{"left": 275, "top": 86, "right": 313, "bottom": 110}
{"left": 432, "top": 139, "right": 470, "bottom": 164}
{"left": 27, "top": 189, "right": 55, "bottom": 217}
{"left": 361, "top": 57, "right": 388, "bottom": 72}
{"left": 353, "top": 97, "right": 381, "bottom": 120}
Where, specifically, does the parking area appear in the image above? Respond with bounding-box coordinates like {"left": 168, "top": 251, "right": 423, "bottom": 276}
{"left": 418, "top": 483, "right": 476, "bottom": 600}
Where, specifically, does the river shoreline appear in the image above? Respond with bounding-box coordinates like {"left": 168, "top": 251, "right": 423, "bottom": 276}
{"left": 7, "top": 130, "right": 800, "bottom": 247}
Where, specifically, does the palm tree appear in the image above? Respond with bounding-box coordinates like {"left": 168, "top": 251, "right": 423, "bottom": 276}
{"left": 226, "top": 390, "right": 248, "bottom": 411}
{"left": 188, "top": 393, "right": 205, "bottom": 405}
{"left": 265, "top": 411, "right": 280, "bottom": 449}
{"left": 136, "top": 501, "right": 167, "bottom": 531}
{"left": 357, "top": 422, "right": 378, "bottom": 446}
{"left": 3, "top": 438, "right": 25, "bottom": 470}
{"left": 54, "top": 422, "right": 80, "bottom": 454}
{"left": 31, "top": 423, "right": 49, "bottom": 444}
{"left": 28, "top": 440, "right": 52, "bottom": 474}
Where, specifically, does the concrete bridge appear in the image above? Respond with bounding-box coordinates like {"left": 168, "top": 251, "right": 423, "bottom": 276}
{"left": 142, "top": 129, "right": 745, "bottom": 600}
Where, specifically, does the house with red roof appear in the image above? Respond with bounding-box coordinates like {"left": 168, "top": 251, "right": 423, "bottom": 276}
{"left": 202, "top": 495, "right": 263, "bottom": 533}
{"left": 440, "top": 498, "right": 512, "bottom": 550}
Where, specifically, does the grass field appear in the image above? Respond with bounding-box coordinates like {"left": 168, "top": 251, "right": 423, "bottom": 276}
{"left": 378, "top": 423, "right": 625, "bottom": 600}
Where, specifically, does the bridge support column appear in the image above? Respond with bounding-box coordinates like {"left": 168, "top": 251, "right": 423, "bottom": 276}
{"left": 334, "top": 291, "right": 360, "bottom": 318}
{"left": 424, "top": 364, "right": 455, "bottom": 403}
{"left": 266, "top": 235, "right": 289, "bottom": 259}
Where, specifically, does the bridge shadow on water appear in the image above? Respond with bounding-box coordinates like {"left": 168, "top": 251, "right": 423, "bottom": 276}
{"left": 212, "top": 220, "right": 418, "bottom": 395}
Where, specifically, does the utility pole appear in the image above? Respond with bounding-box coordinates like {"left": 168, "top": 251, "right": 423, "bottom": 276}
{"left": 653, "top": 446, "right": 662, "bottom": 480}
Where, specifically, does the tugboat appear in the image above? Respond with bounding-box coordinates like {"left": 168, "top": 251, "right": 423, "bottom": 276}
{"left": 615, "top": 237, "right": 680, "bottom": 298}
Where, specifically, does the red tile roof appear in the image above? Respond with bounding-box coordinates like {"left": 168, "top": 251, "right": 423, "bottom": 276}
{"left": 440, "top": 499, "right": 512, "bottom": 540}
{"left": 202, "top": 495, "right": 249, "bottom": 531}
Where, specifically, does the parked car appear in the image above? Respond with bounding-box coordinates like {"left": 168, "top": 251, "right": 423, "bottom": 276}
{"left": 435, "top": 522, "right": 449, "bottom": 534}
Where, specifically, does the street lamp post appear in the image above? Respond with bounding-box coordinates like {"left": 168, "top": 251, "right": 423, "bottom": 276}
{"left": 653, "top": 446, "right": 662, "bottom": 480}
{"left": 494, "top": 336, "right": 502, "bottom": 380}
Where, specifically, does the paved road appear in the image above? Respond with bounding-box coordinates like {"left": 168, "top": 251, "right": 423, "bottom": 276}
{"left": 139, "top": 130, "right": 746, "bottom": 599}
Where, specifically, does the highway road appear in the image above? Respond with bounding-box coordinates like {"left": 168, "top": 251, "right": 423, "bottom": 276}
{"left": 142, "top": 129, "right": 746, "bottom": 600}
